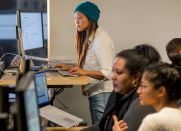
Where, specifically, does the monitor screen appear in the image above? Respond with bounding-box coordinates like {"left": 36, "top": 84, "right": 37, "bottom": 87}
{"left": 16, "top": 71, "right": 41, "bottom": 131}
{"left": 16, "top": 27, "right": 49, "bottom": 62}
{"left": 0, "top": 12, "right": 16, "bottom": 40}
{"left": 34, "top": 72, "right": 49, "bottom": 107}
{"left": 42, "top": 13, "right": 47, "bottom": 40}
{"left": 24, "top": 80, "right": 41, "bottom": 131}
{"left": 19, "top": 11, "right": 44, "bottom": 50}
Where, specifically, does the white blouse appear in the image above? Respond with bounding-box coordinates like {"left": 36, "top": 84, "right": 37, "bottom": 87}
{"left": 138, "top": 107, "right": 181, "bottom": 131}
{"left": 83, "top": 26, "right": 115, "bottom": 96}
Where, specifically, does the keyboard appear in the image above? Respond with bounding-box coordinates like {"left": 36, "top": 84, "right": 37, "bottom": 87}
{"left": 39, "top": 105, "right": 83, "bottom": 128}
{"left": 57, "top": 70, "right": 78, "bottom": 77}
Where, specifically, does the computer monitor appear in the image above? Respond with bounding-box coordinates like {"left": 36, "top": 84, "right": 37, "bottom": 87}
{"left": 0, "top": 11, "right": 16, "bottom": 40}
{"left": 42, "top": 12, "right": 47, "bottom": 41}
{"left": 16, "top": 10, "right": 52, "bottom": 63}
{"left": 16, "top": 71, "right": 41, "bottom": 131}
{"left": 0, "top": 11, "right": 18, "bottom": 67}
{"left": 34, "top": 72, "right": 49, "bottom": 107}
{"left": 16, "top": 25, "right": 49, "bottom": 64}
{"left": 18, "top": 10, "right": 44, "bottom": 51}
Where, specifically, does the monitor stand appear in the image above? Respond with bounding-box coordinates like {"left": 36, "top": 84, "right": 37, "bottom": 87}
{"left": 25, "top": 55, "right": 59, "bottom": 63}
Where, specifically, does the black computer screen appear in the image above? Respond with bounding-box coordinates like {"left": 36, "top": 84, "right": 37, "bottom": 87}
{"left": 19, "top": 11, "right": 44, "bottom": 51}
{"left": 24, "top": 80, "right": 40, "bottom": 131}
{"left": 16, "top": 71, "right": 41, "bottom": 131}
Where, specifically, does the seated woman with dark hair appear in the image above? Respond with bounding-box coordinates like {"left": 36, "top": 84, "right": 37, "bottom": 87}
{"left": 100, "top": 44, "right": 161, "bottom": 131}
{"left": 113, "top": 62, "right": 181, "bottom": 131}
{"left": 166, "top": 38, "right": 181, "bottom": 105}
{"left": 137, "top": 62, "right": 181, "bottom": 131}
{"left": 166, "top": 38, "right": 181, "bottom": 67}
{"left": 83, "top": 44, "right": 161, "bottom": 131}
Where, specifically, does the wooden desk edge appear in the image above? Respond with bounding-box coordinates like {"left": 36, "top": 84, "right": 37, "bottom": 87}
{"left": 46, "top": 126, "right": 88, "bottom": 131}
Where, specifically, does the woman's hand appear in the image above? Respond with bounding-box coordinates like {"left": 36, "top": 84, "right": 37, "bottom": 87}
{"left": 112, "top": 115, "right": 128, "bottom": 131}
{"left": 69, "top": 66, "right": 105, "bottom": 79}
{"left": 69, "top": 66, "right": 87, "bottom": 76}
{"left": 55, "top": 64, "right": 72, "bottom": 71}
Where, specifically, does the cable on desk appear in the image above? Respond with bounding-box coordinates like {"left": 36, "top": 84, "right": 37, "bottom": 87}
{"left": 0, "top": 67, "right": 6, "bottom": 74}
{"left": 0, "top": 53, "right": 19, "bottom": 62}
{"left": 0, "top": 53, "right": 21, "bottom": 75}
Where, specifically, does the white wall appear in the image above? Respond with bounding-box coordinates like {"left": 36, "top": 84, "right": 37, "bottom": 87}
{"left": 48, "top": 0, "right": 181, "bottom": 62}
{"left": 48, "top": 0, "right": 181, "bottom": 125}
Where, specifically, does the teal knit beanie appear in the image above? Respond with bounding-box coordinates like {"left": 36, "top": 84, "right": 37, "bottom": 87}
{"left": 74, "top": 1, "right": 100, "bottom": 23}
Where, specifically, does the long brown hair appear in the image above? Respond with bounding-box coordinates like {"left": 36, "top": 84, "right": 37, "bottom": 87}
{"left": 75, "top": 20, "right": 98, "bottom": 67}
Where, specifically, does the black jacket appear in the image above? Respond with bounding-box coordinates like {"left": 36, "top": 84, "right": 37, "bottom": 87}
{"left": 82, "top": 90, "right": 155, "bottom": 131}
{"left": 99, "top": 90, "right": 155, "bottom": 131}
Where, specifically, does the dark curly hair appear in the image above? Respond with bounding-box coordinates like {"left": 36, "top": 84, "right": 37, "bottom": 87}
{"left": 116, "top": 44, "right": 161, "bottom": 76}
{"left": 166, "top": 38, "right": 181, "bottom": 67}
{"left": 144, "top": 62, "right": 181, "bottom": 101}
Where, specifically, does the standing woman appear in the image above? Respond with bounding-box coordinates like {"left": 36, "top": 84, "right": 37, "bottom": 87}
{"left": 70, "top": 1, "right": 115, "bottom": 124}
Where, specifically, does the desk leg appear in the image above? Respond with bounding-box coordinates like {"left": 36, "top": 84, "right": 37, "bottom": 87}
{"left": 47, "top": 86, "right": 65, "bottom": 106}
{"left": 47, "top": 85, "right": 72, "bottom": 107}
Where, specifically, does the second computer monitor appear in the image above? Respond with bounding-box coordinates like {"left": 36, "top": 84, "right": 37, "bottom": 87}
{"left": 18, "top": 10, "right": 44, "bottom": 51}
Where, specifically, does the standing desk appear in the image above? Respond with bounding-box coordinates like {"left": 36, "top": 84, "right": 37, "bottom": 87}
{"left": 46, "top": 72, "right": 91, "bottom": 87}
{"left": 0, "top": 73, "right": 91, "bottom": 130}
{"left": 0, "top": 72, "right": 91, "bottom": 87}
{"left": 0, "top": 74, "right": 17, "bottom": 86}
{"left": 0, "top": 72, "right": 91, "bottom": 104}
{"left": 0, "top": 72, "right": 91, "bottom": 105}
{"left": 46, "top": 126, "right": 88, "bottom": 131}
{"left": 45, "top": 72, "right": 91, "bottom": 104}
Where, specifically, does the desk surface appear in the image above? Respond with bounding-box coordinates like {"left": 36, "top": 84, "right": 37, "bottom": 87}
{"left": 0, "top": 74, "right": 17, "bottom": 86}
{"left": 0, "top": 72, "right": 91, "bottom": 86}
{"left": 46, "top": 126, "right": 88, "bottom": 131}
{"left": 46, "top": 72, "right": 91, "bottom": 86}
